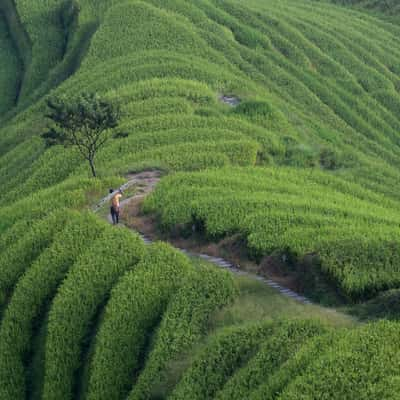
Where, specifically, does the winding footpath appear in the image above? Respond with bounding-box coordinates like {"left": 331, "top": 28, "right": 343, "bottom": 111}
{"left": 94, "top": 171, "right": 312, "bottom": 305}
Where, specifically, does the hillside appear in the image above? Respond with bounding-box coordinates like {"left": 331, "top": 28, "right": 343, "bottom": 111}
{"left": 320, "top": 0, "right": 400, "bottom": 16}
{"left": 1, "top": 0, "right": 400, "bottom": 399}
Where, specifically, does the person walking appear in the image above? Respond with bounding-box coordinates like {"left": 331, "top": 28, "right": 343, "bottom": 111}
{"left": 110, "top": 188, "right": 123, "bottom": 224}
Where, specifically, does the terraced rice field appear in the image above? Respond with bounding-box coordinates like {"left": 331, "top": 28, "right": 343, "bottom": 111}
{"left": 0, "top": 0, "right": 400, "bottom": 398}
{"left": 145, "top": 166, "right": 400, "bottom": 300}
{"left": 0, "top": 12, "right": 21, "bottom": 114}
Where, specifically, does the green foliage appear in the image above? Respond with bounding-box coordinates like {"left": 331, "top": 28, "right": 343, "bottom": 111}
{"left": 319, "top": 146, "right": 342, "bottom": 170}
{"left": 0, "top": 145, "right": 81, "bottom": 205}
{"left": 0, "top": 175, "right": 121, "bottom": 232}
{"left": 85, "top": 242, "right": 192, "bottom": 400}
{"left": 248, "top": 330, "right": 342, "bottom": 399}
{"left": 42, "top": 226, "right": 145, "bottom": 400}
{"left": 82, "top": 1, "right": 217, "bottom": 69}
{"left": 0, "top": 211, "right": 104, "bottom": 400}
{"left": 42, "top": 92, "right": 120, "bottom": 177}
{"left": 349, "top": 289, "right": 400, "bottom": 321}
{"left": 0, "top": 212, "right": 65, "bottom": 312}
{"left": 1, "top": 0, "right": 400, "bottom": 399}
{"left": 128, "top": 264, "right": 238, "bottom": 400}
{"left": 216, "top": 320, "right": 326, "bottom": 400}
{"left": 144, "top": 166, "right": 400, "bottom": 300}
{"left": 233, "top": 99, "right": 289, "bottom": 131}
{"left": 0, "top": 13, "right": 21, "bottom": 115}
{"left": 170, "top": 322, "right": 276, "bottom": 400}
{"left": 12, "top": 0, "right": 65, "bottom": 100}
{"left": 0, "top": 137, "right": 46, "bottom": 202}
{"left": 280, "top": 321, "right": 400, "bottom": 399}
{"left": 316, "top": 0, "right": 400, "bottom": 16}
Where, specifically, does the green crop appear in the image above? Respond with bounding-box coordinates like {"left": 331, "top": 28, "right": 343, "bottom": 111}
{"left": 0, "top": 14, "right": 21, "bottom": 115}
{"left": 279, "top": 321, "right": 400, "bottom": 399}
{"left": 0, "top": 0, "right": 400, "bottom": 398}
{"left": 0, "top": 212, "right": 105, "bottom": 400}
{"left": 0, "top": 212, "right": 66, "bottom": 312}
{"left": 85, "top": 242, "right": 193, "bottom": 400}
{"left": 248, "top": 330, "right": 341, "bottom": 399}
{"left": 42, "top": 226, "right": 145, "bottom": 400}
{"left": 11, "top": 0, "right": 64, "bottom": 100}
{"left": 170, "top": 321, "right": 276, "bottom": 399}
{"left": 216, "top": 320, "right": 326, "bottom": 400}
{"left": 145, "top": 166, "right": 400, "bottom": 299}
{"left": 128, "top": 264, "right": 238, "bottom": 399}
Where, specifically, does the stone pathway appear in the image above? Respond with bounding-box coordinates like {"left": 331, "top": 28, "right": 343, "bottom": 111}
{"left": 95, "top": 171, "right": 313, "bottom": 305}
{"left": 146, "top": 233, "right": 312, "bottom": 304}
{"left": 93, "top": 170, "right": 161, "bottom": 213}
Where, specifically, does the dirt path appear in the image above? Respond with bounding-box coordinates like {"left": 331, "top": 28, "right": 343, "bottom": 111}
{"left": 95, "top": 171, "right": 313, "bottom": 305}
{"left": 93, "top": 170, "right": 161, "bottom": 216}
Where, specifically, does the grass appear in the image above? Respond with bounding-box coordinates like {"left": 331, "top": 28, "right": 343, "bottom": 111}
{"left": 139, "top": 263, "right": 355, "bottom": 399}
{"left": 347, "top": 289, "right": 400, "bottom": 321}
{"left": 0, "top": 0, "right": 399, "bottom": 398}
{"left": 144, "top": 166, "right": 400, "bottom": 300}
{"left": 211, "top": 275, "right": 356, "bottom": 330}
{"left": 0, "top": 12, "right": 21, "bottom": 115}
{"left": 314, "top": 0, "right": 400, "bottom": 18}
{"left": 12, "top": 0, "right": 65, "bottom": 100}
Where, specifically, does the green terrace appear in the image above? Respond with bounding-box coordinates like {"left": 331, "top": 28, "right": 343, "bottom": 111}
{"left": 0, "top": 0, "right": 400, "bottom": 399}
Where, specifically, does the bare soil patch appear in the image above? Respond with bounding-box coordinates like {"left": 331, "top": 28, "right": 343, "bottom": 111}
{"left": 219, "top": 94, "right": 241, "bottom": 107}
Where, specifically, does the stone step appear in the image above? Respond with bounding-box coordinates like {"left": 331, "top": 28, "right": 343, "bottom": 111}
{"left": 99, "top": 183, "right": 314, "bottom": 307}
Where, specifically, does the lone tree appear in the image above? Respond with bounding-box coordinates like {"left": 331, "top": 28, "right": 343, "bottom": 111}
{"left": 42, "top": 92, "right": 120, "bottom": 177}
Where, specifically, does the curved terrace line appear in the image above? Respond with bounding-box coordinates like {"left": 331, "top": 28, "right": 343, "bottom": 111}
{"left": 94, "top": 171, "right": 313, "bottom": 306}
{"left": 0, "top": 0, "right": 31, "bottom": 109}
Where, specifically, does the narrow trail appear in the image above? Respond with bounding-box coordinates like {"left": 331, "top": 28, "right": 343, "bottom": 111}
{"left": 94, "top": 171, "right": 313, "bottom": 305}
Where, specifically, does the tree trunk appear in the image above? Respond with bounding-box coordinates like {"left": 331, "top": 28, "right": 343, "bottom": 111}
{"left": 89, "top": 158, "right": 97, "bottom": 178}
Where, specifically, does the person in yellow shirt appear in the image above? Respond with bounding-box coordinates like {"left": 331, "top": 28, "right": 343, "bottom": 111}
{"left": 110, "top": 188, "right": 123, "bottom": 224}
